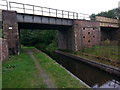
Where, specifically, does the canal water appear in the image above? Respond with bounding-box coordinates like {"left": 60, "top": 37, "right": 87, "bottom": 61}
{"left": 54, "top": 53, "right": 120, "bottom": 88}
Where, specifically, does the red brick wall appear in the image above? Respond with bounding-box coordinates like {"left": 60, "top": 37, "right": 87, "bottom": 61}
{"left": 2, "top": 10, "right": 19, "bottom": 55}
{"left": 0, "top": 38, "right": 9, "bottom": 61}
{"left": 74, "top": 20, "right": 101, "bottom": 49}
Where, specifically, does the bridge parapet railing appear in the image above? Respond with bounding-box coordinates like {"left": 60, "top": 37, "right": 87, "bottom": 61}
{"left": 0, "top": 0, "right": 8, "bottom": 10}
{"left": 0, "top": 0, "right": 90, "bottom": 20}
{"left": 9, "top": 1, "right": 79, "bottom": 19}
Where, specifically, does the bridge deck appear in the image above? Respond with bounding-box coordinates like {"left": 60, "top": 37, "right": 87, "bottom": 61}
{"left": 96, "top": 16, "right": 119, "bottom": 28}
{"left": 0, "top": 0, "right": 119, "bottom": 29}
{"left": 17, "top": 13, "right": 73, "bottom": 26}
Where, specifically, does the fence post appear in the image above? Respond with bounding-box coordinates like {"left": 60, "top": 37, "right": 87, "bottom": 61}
{"left": 83, "top": 15, "right": 85, "bottom": 20}
{"left": 33, "top": 5, "right": 34, "bottom": 14}
{"left": 49, "top": 8, "right": 51, "bottom": 16}
{"left": 23, "top": 4, "right": 25, "bottom": 13}
{"left": 6, "top": 0, "right": 8, "bottom": 10}
{"left": 62, "top": 10, "right": 64, "bottom": 18}
{"left": 41, "top": 7, "right": 43, "bottom": 15}
{"left": 68, "top": 11, "right": 69, "bottom": 18}
{"left": 73, "top": 12, "right": 74, "bottom": 19}
{"left": 56, "top": 9, "right": 57, "bottom": 17}
{"left": 9, "top": 2, "right": 11, "bottom": 10}
{"left": 76, "top": 13, "right": 78, "bottom": 19}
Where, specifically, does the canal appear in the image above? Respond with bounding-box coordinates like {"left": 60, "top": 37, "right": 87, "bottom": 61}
{"left": 54, "top": 52, "right": 120, "bottom": 88}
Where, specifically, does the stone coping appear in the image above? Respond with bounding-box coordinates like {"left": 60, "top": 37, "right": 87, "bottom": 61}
{"left": 55, "top": 50, "right": 120, "bottom": 77}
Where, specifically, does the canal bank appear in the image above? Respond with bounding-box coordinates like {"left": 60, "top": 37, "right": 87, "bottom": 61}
{"left": 55, "top": 50, "right": 120, "bottom": 77}
{"left": 2, "top": 46, "right": 88, "bottom": 88}
{"left": 55, "top": 50, "right": 120, "bottom": 88}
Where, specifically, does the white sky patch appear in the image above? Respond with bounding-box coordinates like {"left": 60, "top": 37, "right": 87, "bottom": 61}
{"left": 119, "top": 1, "right": 120, "bottom": 7}
{"left": 3, "top": 0, "right": 120, "bottom": 14}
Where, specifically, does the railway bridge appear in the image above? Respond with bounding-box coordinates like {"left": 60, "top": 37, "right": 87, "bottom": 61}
{"left": 0, "top": 0, "right": 119, "bottom": 57}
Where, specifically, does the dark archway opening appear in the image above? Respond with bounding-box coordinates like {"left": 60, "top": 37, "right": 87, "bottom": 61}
{"left": 18, "top": 22, "right": 73, "bottom": 56}
{"left": 101, "top": 27, "right": 119, "bottom": 41}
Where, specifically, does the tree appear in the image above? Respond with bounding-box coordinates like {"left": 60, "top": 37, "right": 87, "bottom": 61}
{"left": 89, "top": 14, "right": 96, "bottom": 20}
{"left": 20, "top": 29, "right": 58, "bottom": 53}
{"left": 90, "top": 8, "right": 119, "bottom": 20}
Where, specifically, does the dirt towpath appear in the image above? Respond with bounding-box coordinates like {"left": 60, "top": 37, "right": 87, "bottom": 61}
{"left": 27, "top": 51, "right": 56, "bottom": 88}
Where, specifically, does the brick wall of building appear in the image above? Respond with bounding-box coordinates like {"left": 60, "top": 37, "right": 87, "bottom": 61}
{"left": 0, "top": 38, "right": 9, "bottom": 61}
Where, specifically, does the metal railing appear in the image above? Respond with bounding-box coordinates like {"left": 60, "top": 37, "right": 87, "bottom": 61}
{"left": 0, "top": 0, "right": 90, "bottom": 20}
{"left": 0, "top": 0, "right": 8, "bottom": 10}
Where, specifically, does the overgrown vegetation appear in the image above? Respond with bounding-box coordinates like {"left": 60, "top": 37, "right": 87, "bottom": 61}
{"left": 20, "top": 30, "right": 58, "bottom": 56}
{"left": 0, "top": 29, "right": 3, "bottom": 38}
{"left": 64, "top": 42, "right": 120, "bottom": 68}
{"left": 90, "top": 8, "right": 120, "bottom": 20}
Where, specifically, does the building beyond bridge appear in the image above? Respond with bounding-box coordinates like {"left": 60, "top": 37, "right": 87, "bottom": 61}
{"left": 0, "top": 1, "right": 119, "bottom": 60}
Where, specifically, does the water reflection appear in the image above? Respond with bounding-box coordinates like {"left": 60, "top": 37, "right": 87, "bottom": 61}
{"left": 55, "top": 53, "right": 120, "bottom": 88}
{"left": 93, "top": 80, "right": 120, "bottom": 88}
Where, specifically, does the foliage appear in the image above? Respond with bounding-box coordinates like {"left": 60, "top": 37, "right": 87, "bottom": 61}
{"left": 20, "top": 30, "right": 58, "bottom": 53}
{"left": 73, "top": 45, "right": 120, "bottom": 68}
{"left": 89, "top": 14, "right": 96, "bottom": 20}
{"left": 90, "top": 8, "right": 119, "bottom": 20}
{"left": 0, "top": 29, "right": 3, "bottom": 38}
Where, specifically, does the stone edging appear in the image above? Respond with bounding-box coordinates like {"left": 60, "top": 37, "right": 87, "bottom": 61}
{"left": 35, "top": 48, "right": 90, "bottom": 88}
{"left": 55, "top": 50, "right": 120, "bottom": 77}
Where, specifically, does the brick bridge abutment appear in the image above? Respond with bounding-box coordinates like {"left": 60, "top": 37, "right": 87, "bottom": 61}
{"left": 0, "top": 10, "right": 101, "bottom": 58}
{"left": 1, "top": 10, "right": 19, "bottom": 56}
{"left": 0, "top": 10, "right": 111, "bottom": 60}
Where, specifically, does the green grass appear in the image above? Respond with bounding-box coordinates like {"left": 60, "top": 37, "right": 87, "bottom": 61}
{"left": 2, "top": 47, "right": 47, "bottom": 88}
{"left": 3, "top": 46, "right": 87, "bottom": 88}
{"left": 33, "top": 51, "right": 87, "bottom": 88}
{"left": 80, "top": 45, "right": 119, "bottom": 61}
{"left": 0, "top": 29, "right": 2, "bottom": 38}
{"left": 70, "top": 45, "right": 120, "bottom": 68}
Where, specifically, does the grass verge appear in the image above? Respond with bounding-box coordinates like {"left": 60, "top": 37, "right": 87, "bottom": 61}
{"left": 33, "top": 50, "right": 87, "bottom": 88}
{"left": 2, "top": 47, "right": 47, "bottom": 88}
{"left": 64, "top": 45, "right": 120, "bottom": 68}
{"left": 3, "top": 46, "right": 87, "bottom": 88}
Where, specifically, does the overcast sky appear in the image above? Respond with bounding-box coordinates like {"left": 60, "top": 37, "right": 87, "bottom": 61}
{"left": 6, "top": 0, "right": 120, "bottom": 15}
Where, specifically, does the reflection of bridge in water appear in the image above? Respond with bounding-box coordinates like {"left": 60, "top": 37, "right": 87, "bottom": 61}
{"left": 0, "top": 0, "right": 119, "bottom": 56}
